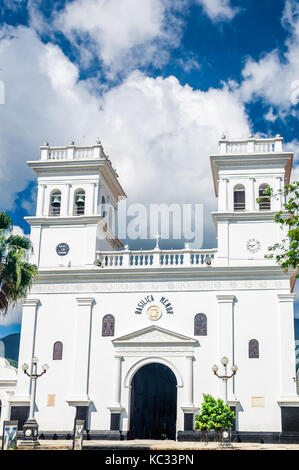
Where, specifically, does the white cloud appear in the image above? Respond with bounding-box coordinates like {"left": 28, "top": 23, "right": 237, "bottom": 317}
{"left": 0, "top": 0, "right": 25, "bottom": 13}
{"left": 0, "top": 25, "right": 250, "bottom": 245}
{"left": 240, "top": 0, "right": 299, "bottom": 115}
{"left": 195, "top": 0, "right": 239, "bottom": 21}
{"left": 0, "top": 303, "right": 22, "bottom": 326}
{"left": 264, "top": 107, "right": 277, "bottom": 122}
{"left": 52, "top": 0, "right": 186, "bottom": 77}
{"left": 12, "top": 225, "right": 26, "bottom": 237}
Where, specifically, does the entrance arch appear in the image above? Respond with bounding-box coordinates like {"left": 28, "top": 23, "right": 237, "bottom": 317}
{"left": 129, "top": 363, "right": 177, "bottom": 440}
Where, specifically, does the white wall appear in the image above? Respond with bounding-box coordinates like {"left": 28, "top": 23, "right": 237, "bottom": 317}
{"left": 14, "top": 278, "right": 295, "bottom": 434}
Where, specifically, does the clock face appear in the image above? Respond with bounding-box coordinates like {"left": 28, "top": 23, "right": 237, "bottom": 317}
{"left": 246, "top": 238, "right": 261, "bottom": 253}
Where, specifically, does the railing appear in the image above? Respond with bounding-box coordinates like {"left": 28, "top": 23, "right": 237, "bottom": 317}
{"left": 254, "top": 141, "right": 275, "bottom": 153}
{"left": 220, "top": 136, "right": 283, "bottom": 154}
{"left": 227, "top": 142, "right": 248, "bottom": 154}
{"left": 48, "top": 148, "right": 68, "bottom": 160}
{"left": 43, "top": 144, "right": 102, "bottom": 161}
{"left": 74, "top": 148, "right": 95, "bottom": 159}
{"left": 95, "top": 248, "right": 217, "bottom": 269}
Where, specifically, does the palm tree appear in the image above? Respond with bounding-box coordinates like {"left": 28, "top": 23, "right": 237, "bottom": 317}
{"left": 0, "top": 212, "right": 37, "bottom": 313}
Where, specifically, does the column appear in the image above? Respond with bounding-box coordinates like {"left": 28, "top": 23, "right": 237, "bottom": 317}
{"left": 92, "top": 182, "right": 98, "bottom": 215}
{"left": 113, "top": 355, "right": 123, "bottom": 407}
{"left": 108, "top": 355, "right": 124, "bottom": 431}
{"left": 248, "top": 177, "right": 255, "bottom": 211}
{"left": 36, "top": 184, "right": 46, "bottom": 216}
{"left": 66, "top": 183, "right": 72, "bottom": 216}
{"left": 185, "top": 356, "right": 194, "bottom": 406}
{"left": 15, "top": 299, "right": 40, "bottom": 397}
{"left": 216, "top": 295, "right": 236, "bottom": 400}
{"left": 69, "top": 298, "right": 94, "bottom": 403}
{"left": 275, "top": 176, "right": 283, "bottom": 211}
{"left": 277, "top": 294, "right": 297, "bottom": 398}
{"left": 181, "top": 355, "right": 195, "bottom": 431}
{"left": 218, "top": 178, "right": 229, "bottom": 211}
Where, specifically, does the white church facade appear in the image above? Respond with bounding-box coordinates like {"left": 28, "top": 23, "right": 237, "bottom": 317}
{"left": 2, "top": 135, "right": 299, "bottom": 441}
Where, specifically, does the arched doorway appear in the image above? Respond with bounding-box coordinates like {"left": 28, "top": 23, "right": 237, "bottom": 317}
{"left": 130, "top": 363, "right": 177, "bottom": 440}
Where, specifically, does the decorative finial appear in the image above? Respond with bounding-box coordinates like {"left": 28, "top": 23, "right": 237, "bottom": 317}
{"left": 96, "top": 137, "right": 101, "bottom": 145}
{"left": 43, "top": 142, "right": 49, "bottom": 146}
{"left": 68, "top": 140, "right": 75, "bottom": 145}
{"left": 221, "top": 133, "right": 227, "bottom": 140}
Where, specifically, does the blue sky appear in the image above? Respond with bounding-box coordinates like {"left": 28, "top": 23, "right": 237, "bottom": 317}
{"left": 0, "top": 0, "right": 299, "bottom": 336}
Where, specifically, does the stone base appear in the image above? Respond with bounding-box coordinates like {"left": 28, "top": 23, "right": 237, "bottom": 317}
{"left": 18, "top": 440, "right": 40, "bottom": 448}
{"left": 177, "top": 431, "right": 299, "bottom": 444}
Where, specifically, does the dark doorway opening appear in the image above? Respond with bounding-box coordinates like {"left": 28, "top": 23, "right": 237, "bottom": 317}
{"left": 130, "top": 363, "right": 177, "bottom": 440}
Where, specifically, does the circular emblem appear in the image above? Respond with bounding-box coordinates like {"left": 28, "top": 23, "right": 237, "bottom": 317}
{"left": 56, "top": 243, "right": 70, "bottom": 256}
{"left": 246, "top": 238, "right": 261, "bottom": 253}
{"left": 25, "top": 429, "right": 32, "bottom": 437}
{"left": 147, "top": 305, "right": 162, "bottom": 321}
{"left": 222, "top": 431, "right": 229, "bottom": 439}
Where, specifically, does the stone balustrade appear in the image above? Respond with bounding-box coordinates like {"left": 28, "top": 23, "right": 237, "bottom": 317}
{"left": 219, "top": 135, "right": 283, "bottom": 154}
{"left": 95, "top": 248, "right": 217, "bottom": 269}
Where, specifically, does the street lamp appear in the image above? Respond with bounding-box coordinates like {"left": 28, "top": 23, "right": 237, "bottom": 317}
{"left": 19, "top": 357, "right": 49, "bottom": 447}
{"left": 212, "top": 357, "right": 238, "bottom": 403}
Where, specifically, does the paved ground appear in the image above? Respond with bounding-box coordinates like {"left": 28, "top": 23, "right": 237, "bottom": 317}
{"left": 13, "top": 439, "right": 299, "bottom": 451}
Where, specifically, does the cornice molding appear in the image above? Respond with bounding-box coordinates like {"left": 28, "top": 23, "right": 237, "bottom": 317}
{"left": 216, "top": 294, "right": 236, "bottom": 303}
{"left": 33, "top": 264, "right": 292, "bottom": 283}
{"left": 75, "top": 297, "right": 95, "bottom": 307}
{"left": 212, "top": 211, "right": 280, "bottom": 223}
{"left": 277, "top": 293, "right": 296, "bottom": 303}
{"left": 22, "top": 298, "right": 40, "bottom": 308}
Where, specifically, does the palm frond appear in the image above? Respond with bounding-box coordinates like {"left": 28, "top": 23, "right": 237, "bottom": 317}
{"left": 5, "top": 235, "right": 32, "bottom": 252}
{"left": 0, "top": 212, "right": 12, "bottom": 231}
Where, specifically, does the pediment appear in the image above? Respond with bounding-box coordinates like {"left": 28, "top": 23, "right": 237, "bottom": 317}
{"left": 113, "top": 325, "right": 198, "bottom": 345}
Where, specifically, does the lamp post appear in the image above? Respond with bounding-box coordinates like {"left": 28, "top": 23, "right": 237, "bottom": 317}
{"left": 19, "top": 357, "right": 49, "bottom": 447}
{"left": 212, "top": 357, "right": 238, "bottom": 403}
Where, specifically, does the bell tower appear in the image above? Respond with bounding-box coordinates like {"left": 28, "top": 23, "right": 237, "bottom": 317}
{"left": 26, "top": 140, "right": 126, "bottom": 268}
{"left": 210, "top": 135, "right": 293, "bottom": 266}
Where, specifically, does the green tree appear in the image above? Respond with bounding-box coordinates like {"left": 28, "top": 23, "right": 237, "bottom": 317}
{"left": 0, "top": 212, "right": 38, "bottom": 313}
{"left": 258, "top": 182, "right": 299, "bottom": 274}
{"left": 195, "top": 394, "right": 235, "bottom": 431}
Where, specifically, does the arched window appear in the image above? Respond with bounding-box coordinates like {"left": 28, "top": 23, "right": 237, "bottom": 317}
{"left": 233, "top": 184, "right": 245, "bottom": 211}
{"left": 49, "top": 190, "right": 61, "bottom": 216}
{"left": 249, "top": 339, "right": 259, "bottom": 358}
{"left": 53, "top": 341, "right": 63, "bottom": 360}
{"left": 102, "top": 315, "right": 115, "bottom": 336}
{"left": 194, "top": 313, "right": 207, "bottom": 336}
{"left": 258, "top": 184, "right": 271, "bottom": 210}
{"left": 74, "top": 189, "right": 85, "bottom": 215}
{"left": 101, "top": 196, "right": 107, "bottom": 218}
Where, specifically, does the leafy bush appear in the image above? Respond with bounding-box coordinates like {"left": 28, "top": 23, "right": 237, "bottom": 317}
{"left": 195, "top": 394, "right": 235, "bottom": 431}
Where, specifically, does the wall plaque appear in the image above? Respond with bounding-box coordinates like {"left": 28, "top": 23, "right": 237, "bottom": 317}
{"left": 56, "top": 243, "right": 70, "bottom": 256}
{"left": 251, "top": 396, "right": 264, "bottom": 408}
{"left": 47, "top": 394, "right": 56, "bottom": 407}
{"left": 147, "top": 305, "right": 162, "bottom": 321}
